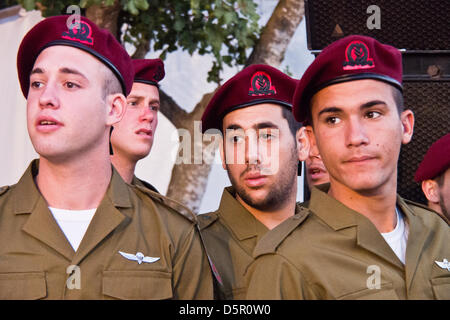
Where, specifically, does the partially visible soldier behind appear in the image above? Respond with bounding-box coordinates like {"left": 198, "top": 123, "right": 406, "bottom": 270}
{"left": 415, "top": 133, "right": 450, "bottom": 224}
{"left": 198, "top": 64, "right": 310, "bottom": 299}
{"left": 111, "top": 59, "right": 164, "bottom": 193}
{"left": 303, "top": 127, "right": 329, "bottom": 200}
{"left": 0, "top": 15, "right": 212, "bottom": 299}
{"left": 246, "top": 35, "right": 450, "bottom": 300}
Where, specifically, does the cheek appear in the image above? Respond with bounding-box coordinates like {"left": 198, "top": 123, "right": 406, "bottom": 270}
{"left": 153, "top": 114, "right": 159, "bottom": 129}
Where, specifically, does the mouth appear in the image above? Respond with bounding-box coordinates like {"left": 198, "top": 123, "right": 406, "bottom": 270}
{"left": 35, "top": 116, "right": 63, "bottom": 132}
{"left": 344, "top": 155, "right": 377, "bottom": 164}
{"left": 308, "top": 167, "right": 326, "bottom": 179}
{"left": 243, "top": 172, "right": 268, "bottom": 188}
{"left": 135, "top": 128, "right": 152, "bottom": 137}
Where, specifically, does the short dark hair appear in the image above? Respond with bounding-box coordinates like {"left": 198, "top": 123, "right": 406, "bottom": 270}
{"left": 101, "top": 65, "right": 122, "bottom": 100}
{"left": 281, "top": 106, "right": 302, "bottom": 137}
{"left": 305, "top": 83, "right": 405, "bottom": 126}
{"left": 434, "top": 171, "right": 446, "bottom": 187}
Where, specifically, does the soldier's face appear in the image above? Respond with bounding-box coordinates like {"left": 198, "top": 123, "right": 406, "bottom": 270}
{"left": 305, "top": 127, "right": 329, "bottom": 188}
{"left": 27, "top": 46, "right": 121, "bottom": 162}
{"left": 305, "top": 154, "right": 329, "bottom": 188}
{"left": 111, "top": 82, "right": 159, "bottom": 163}
{"left": 220, "top": 104, "right": 300, "bottom": 211}
{"left": 308, "top": 79, "right": 414, "bottom": 195}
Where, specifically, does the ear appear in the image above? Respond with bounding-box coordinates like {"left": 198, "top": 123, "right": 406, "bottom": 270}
{"left": 305, "top": 125, "right": 318, "bottom": 153}
{"left": 106, "top": 93, "right": 127, "bottom": 126}
{"left": 400, "top": 109, "right": 414, "bottom": 145}
{"left": 421, "top": 179, "right": 440, "bottom": 204}
{"left": 296, "top": 126, "right": 310, "bottom": 161}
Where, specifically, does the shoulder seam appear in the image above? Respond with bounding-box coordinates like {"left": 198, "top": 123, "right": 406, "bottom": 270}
{"left": 133, "top": 185, "right": 197, "bottom": 223}
{"left": 0, "top": 185, "right": 10, "bottom": 196}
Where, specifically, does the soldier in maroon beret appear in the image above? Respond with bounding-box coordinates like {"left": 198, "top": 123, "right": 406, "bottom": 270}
{"left": 246, "top": 35, "right": 450, "bottom": 300}
{"left": 415, "top": 133, "right": 450, "bottom": 223}
{"left": 111, "top": 59, "right": 165, "bottom": 193}
{"left": 198, "top": 64, "right": 310, "bottom": 299}
{"left": 0, "top": 16, "right": 212, "bottom": 300}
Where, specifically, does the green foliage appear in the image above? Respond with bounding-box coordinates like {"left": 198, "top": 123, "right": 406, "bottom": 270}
{"left": 15, "top": 0, "right": 261, "bottom": 83}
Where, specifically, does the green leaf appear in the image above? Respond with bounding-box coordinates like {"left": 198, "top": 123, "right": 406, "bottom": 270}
{"left": 79, "top": 0, "right": 89, "bottom": 8}
{"left": 174, "top": 18, "right": 185, "bottom": 32}
{"left": 22, "top": 0, "right": 35, "bottom": 11}
{"left": 134, "top": 0, "right": 149, "bottom": 11}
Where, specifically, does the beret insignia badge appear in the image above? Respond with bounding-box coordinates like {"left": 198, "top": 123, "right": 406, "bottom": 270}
{"left": 342, "top": 41, "right": 375, "bottom": 70}
{"left": 248, "top": 71, "right": 277, "bottom": 96}
{"left": 61, "top": 21, "right": 94, "bottom": 46}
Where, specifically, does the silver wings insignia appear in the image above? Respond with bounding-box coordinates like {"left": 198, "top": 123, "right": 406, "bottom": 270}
{"left": 435, "top": 259, "right": 450, "bottom": 271}
{"left": 119, "top": 251, "right": 160, "bottom": 264}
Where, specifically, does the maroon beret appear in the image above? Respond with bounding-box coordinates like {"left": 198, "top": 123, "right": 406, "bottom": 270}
{"left": 414, "top": 133, "right": 450, "bottom": 182}
{"left": 17, "top": 15, "right": 133, "bottom": 97}
{"left": 293, "top": 35, "right": 403, "bottom": 123}
{"left": 201, "top": 64, "right": 298, "bottom": 132}
{"left": 132, "top": 59, "right": 165, "bottom": 87}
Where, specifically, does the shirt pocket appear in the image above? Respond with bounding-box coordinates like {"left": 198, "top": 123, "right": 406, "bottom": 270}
{"left": 431, "top": 277, "right": 450, "bottom": 300}
{"left": 0, "top": 272, "right": 47, "bottom": 300}
{"left": 102, "top": 270, "right": 173, "bottom": 300}
{"left": 337, "top": 282, "right": 399, "bottom": 300}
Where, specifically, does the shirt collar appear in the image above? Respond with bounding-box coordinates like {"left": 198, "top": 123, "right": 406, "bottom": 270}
{"left": 308, "top": 183, "right": 359, "bottom": 230}
{"left": 13, "top": 159, "right": 132, "bottom": 214}
{"left": 217, "top": 187, "right": 268, "bottom": 241}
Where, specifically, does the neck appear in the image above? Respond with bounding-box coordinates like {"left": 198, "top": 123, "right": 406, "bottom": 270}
{"left": 237, "top": 187, "right": 297, "bottom": 230}
{"left": 110, "top": 153, "right": 136, "bottom": 184}
{"left": 328, "top": 176, "right": 398, "bottom": 233}
{"left": 36, "top": 153, "right": 112, "bottom": 210}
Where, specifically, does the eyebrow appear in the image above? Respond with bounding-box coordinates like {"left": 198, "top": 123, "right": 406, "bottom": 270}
{"left": 30, "top": 67, "right": 88, "bottom": 80}
{"left": 30, "top": 67, "right": 44, "bottom": 75}
{"left": 225, "top": 121, "right": 279, "bottom": 131}
{"left": 318, "top": 100, "right": 388, "bottom": 117}
{"left": 128, "top": 95, "right": 160, "bottom": 105}
{"left": 60, "top": 67, "right": 88, "bottom": 80}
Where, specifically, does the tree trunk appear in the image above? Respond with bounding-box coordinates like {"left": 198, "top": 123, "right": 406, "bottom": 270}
{"left": 85, "top": 1, "right": 121, "bottom": 38}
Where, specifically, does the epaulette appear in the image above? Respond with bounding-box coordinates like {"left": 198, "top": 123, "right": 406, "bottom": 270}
{"left": 253, "top": 206, "right": 310, "bottom": 258}
{"left": 404, "top": 198, "right": 450, "bottom": 225}
{"left": 0, "top": 185, "right": 9, "bottom": 196}
{"left": 134, "top": 184, "right": 197, "bottom": 223}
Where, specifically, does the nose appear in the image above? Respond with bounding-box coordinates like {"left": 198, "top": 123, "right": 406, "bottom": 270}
{"left": 245, "top": 130, "right": 261, "bottom": 165}
{"left": 345, "top": 117, "right": 369, "bottom": 147}
{"left": 38, "top": 82, "right": 59, "bottom": 109}
{"left": 139, "top": 107, "right": 155, "bottom": 123}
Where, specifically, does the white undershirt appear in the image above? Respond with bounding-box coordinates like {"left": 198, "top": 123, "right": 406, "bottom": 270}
{"left": 49, "top": 207, "right": 96, "bottom": 251}
{"left": 381, "top": 207, "right": 409, "bottom": 264}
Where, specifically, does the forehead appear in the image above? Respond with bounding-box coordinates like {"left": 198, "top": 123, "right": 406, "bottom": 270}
{"left": 222, "top": 103, "right": 288, "bottom": 129}
{"left": 33, "top": 45, "right": 103, "bottom": 73}
{"left": 128, "top": 82, "right": 160, "bottom": 100}
{"left": 311, "top": 79, "right": 395, "bottom": 112}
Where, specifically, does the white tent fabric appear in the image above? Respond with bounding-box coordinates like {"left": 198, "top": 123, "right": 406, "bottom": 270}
{"left": 0, "top": 9, "right": 42, "bottom": 187}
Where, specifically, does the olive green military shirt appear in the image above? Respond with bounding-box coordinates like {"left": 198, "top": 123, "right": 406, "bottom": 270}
{"left": 0, "top": 160, "right": 213, "bottom": 300}
{"left": 246, "top": 184, "right": 450, "bottom": 300}
{"left": 198, "top": 187, "right": 306, "bottom": 299}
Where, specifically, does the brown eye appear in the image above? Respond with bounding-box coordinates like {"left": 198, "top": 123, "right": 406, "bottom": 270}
{"left": 65, "top": 82, "right": 80, "bottom": 89}
{"left": 326, "top": 116, "right": 341, "bottom": 124}
{"left": 31, "top": 81, "right": 43, "bottom": 89}
{"left": 366, "top": 111, "right": 381, "bottom": 119}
